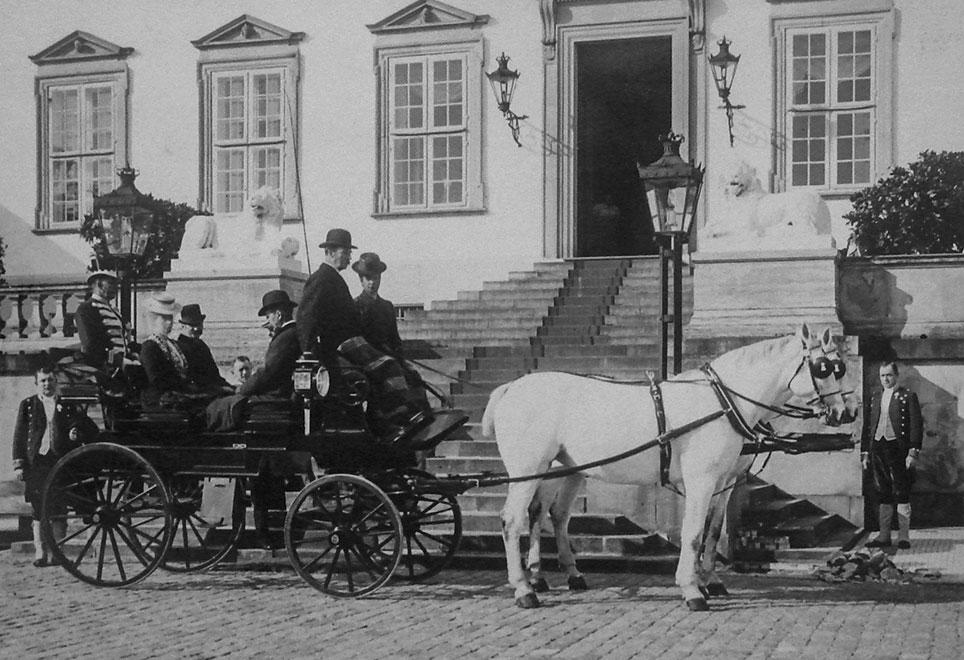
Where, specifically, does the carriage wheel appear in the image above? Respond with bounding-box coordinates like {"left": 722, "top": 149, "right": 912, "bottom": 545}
{"left": 390, "top": 469, "right": 462, "bottom": 581}
{"left": 41, "top": 443, "right": 173, "bottom": 587}
{"left": 284, "top": 474, "right": 402, "bottom": 598}
{"left": 161, "top": 476, "right": 245, "bottom": 572}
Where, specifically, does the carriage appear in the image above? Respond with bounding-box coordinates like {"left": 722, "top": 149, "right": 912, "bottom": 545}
{"left": 39, "top": 354, "right": 470, "bottom": 598}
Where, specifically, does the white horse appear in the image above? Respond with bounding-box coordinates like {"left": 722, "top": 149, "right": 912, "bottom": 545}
{"left": 482, "top": 324, "right": 852, "bottom": 610}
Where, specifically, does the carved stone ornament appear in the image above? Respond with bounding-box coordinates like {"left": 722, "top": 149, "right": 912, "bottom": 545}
{"left": 29, "top": 31, "right": 133, "bottom": 64}
{"left": 367, "top": 0, "right": 489, "bottom": 34}
{"left": 192, "top": 14, "right": 305, "bottom": 50}
{"left": 540, "top": 0, "right": 557, "bottom": 61}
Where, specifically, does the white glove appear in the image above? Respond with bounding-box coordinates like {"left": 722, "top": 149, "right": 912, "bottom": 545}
{"left": 14, "top": 467, "right": 24, "bottom": 481}
{"left": 906, "top": 454, "right": 918, "bottom": 469}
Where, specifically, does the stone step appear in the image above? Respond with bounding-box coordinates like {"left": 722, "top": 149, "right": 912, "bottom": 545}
{"left": 428, "top": 298, "right": 557, "bottom": 311}
{"left": 460, "top": 511, "right": 648, "bottom": 535}
{"left": 457, "top": 530, "right": 677, "bottom": 558}
{"left": 435, "top": 439, "right": 503, "bottom": 458}
{"left": 456, "top": 491, "right": 590, "bottom": 514}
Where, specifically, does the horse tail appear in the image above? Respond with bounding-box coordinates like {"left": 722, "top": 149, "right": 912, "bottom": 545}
{"left": 481, "top": 382, "right": 512, "bottom": 439}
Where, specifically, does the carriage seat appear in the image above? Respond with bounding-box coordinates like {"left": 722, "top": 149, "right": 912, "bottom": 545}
{"left": 241, "top": 397, "right": 301, "bottom": 433}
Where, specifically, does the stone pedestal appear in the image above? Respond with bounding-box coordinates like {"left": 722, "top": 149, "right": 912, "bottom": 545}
{"left": 688, "top": 248, "right": 841, "bottom": 338}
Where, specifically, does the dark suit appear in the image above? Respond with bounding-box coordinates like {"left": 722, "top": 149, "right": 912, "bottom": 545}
{"left": 13, "top": 395, "right": 96, "bottom": 516}
{"left": 296, "top": 263, "right": 361, "bottom": 362}
{"left": 140, "top": 338, "right": 204, "bottom": 410}
{"left": 177, "top": 334, "right": 231, "bottom": 392}
{"left": 355, "top": 292, "right": 403, "bottom": 356}
{"left": 239, "top": 322, "right": 300, "bottom": 398}
{"left": 860, "top": 385, "right": 923, "bottom": 504}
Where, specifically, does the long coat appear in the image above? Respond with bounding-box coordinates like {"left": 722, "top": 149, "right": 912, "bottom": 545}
{"left": 860, "top": 385, "right": 923, "bottom": 456}
{"left": 12, "top": 395, "right": 94, "bottom": 471}
{"left": 355, "top": 292, "right": 403, "bottom": 356}
{"left": 296, "top": 263, "right": 361, "bottom": 361}
{"left": 74, "top": 297, "right": 131, "bottom": 369}
{"left": 240, "top": 322, "right": 301, "bottom": 398}
{"left": 177, "top": 334, "right": 231, "bottom": 391}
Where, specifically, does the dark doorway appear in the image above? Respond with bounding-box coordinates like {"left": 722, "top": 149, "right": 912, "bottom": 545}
{"left": 575, "top": 37, "right": 673, "bottom": 257}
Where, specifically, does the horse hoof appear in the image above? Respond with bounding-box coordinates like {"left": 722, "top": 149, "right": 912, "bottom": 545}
{"left": 706, "top": 583, "right": 729, "bottom": 597}
{"left": 530, "top": 578, "right": 550, "bottom": 593}
{"left": 685, "top": 597, "right": 710, "bottom": 612}
{"left": 568, "top": 575, "right": 588, "bottom": 591}
{"left": 516, "top": 593, "right": 541, "bottom": 609}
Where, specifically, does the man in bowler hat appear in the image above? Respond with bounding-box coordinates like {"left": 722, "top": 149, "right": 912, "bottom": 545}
{"left": 861, "top": 360, "right": 923, "bottom": 549}
{"left": 296, "top": 228, "right": 362, "bottom": 364}
{"left": 240, "top": 290, "right": 300, "bottom": 398}
{"left": 353, "top": 252, "right": 403, "bottom": 356}
{"left": 176, "top": 304, "right": 233, "bottom": 394}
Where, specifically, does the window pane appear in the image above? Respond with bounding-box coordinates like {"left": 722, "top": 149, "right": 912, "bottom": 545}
{"left": 253, "top": 73, "right": 283, "bottom": 139}
{"left": 432, "top": 58, "right": 463, "bottom": 128}
{"left": 216, "top": 76, "right": 246, "bottom": 141}
{"left": 51, "top": 159, "right": 80, "bottom": 224}
{"left": 215, "top": 149, "right": 246, "bottom": 213}
{"left": 790, "top": 114, "right": 827, "bottom": 186}
{"left": 430, "top": 134, "right": 465, "bottom": 204}
{"left": 50, "top": 88, "right": 80, "bottom": 153}
{"left": 392, "top": 137, "right": 425, "bottom": 207}
{"left": 85, "top": 157, "right": 115, "bottom": 216}
{"left": 836, "top": 30, "right": 872, "bottom": 103}
{"left": 835, "top": 110, "right": 872, "bottom": 185}
{"left": 393, "top": 62, "right": 424, "bottom": 131}
{"left": 85, "top": 86, "right": 113, "bottom": 151}
{"left": 790, "top": 32, "right": 827, "bottom": 106}
{"left": 252, "top": 146, "right": 282, "bottom": 190}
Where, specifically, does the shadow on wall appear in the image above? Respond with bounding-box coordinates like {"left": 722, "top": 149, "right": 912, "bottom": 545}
{"left": 837, "top": 258, "right": 913, "bottom": 338}
{"left": 0, "top": 204, "right": 86, "bottom": 282}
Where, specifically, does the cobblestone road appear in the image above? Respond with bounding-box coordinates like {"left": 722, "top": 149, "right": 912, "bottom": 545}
{"left": 2, "top": 556, "right": 964, "bottom": 659}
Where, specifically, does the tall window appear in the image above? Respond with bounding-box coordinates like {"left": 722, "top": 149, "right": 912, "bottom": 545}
{"left": 194, "top": 15, "right": 303, "bottom": 218}
{"left": 211, "top": 69, "right": 286, "bottom": 213}
{"left": 389, "top": 55, "right": 467, "bottom": 210}
{"left": 775, "top": 11, "right": 893, "bottom": 195}
{"left": 46, "top": 82, "right": 118, "bottom": 224}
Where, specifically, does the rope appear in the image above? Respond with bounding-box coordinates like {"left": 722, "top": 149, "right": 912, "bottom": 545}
{"left": 286, "top": 95, "right": 311, "bottom": 273}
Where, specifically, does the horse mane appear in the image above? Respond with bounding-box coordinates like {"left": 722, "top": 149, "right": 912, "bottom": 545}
{"left": 710, "top": 334, "right": 795, "bottom": 376}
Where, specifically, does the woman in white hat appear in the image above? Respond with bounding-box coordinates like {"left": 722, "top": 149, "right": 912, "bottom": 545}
{"left": 139, "top": 292, "right": 206, "bottom": 409}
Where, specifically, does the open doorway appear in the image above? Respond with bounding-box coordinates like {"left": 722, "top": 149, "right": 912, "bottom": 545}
{"left": 575, "top": 37, "right": 673, "bottom": 257}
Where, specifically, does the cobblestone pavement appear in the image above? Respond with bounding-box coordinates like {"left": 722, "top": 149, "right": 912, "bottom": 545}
{"left": 3, "top": 555, "right": 964, "bottom": 659}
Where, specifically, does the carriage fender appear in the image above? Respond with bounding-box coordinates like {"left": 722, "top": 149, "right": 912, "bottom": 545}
{"left": 481, "top": 382, "right": 512, "bottom": 438}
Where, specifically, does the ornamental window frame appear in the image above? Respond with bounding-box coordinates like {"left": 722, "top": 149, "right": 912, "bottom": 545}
{"left": 369, "top": 0, "right": 488, "bottom": 217}
{"left": 194, "top": 15, "right": 304, "bottom": 219}
{"left": 772, "top": 3, "right": 894, "bottom": 197}
{"left": 31, "top": 31, "right": 132, "bottom": 233}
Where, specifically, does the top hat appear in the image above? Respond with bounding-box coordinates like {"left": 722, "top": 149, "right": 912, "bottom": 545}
{"left": 179, "top": 304, "right": 206, "bottom": 326}
{"left": 351, "top": 252, "right": 388, "bottom": 277}
{"left": 318, "top": 228, "right": 357, "bottom": 250}
{"left": 86, "top": 270, "right": 118, "bottom": 285}
{"left": 147, "top": 292, "right": 179, "bottom": 316}
{"left": 258, "top": 289, "right": 298, "bottom": 316}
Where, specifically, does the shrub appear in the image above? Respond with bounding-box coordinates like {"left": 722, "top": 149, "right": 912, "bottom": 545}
{"left": 845, "top": 150, "right": 964, "bottom": 255}
{"left": 80, "top": 197, "right": 208, "bottom": 279}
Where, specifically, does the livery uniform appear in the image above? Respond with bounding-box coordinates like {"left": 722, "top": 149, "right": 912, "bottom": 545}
{"left": 75, "top": 294, "right": 135, "bottom": 369}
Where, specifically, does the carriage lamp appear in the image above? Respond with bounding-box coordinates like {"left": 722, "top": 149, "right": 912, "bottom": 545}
{"left": 708, "top": 36, "right": 746, "bottom": 147}
{"left": 637, "top": 134, "right": 704, "bottom": 379}
{"left": 487, "top": 52, "right": 529, "bottom": 147}
{"left": 92, "top": 165, "right": 155, "bottom": 329}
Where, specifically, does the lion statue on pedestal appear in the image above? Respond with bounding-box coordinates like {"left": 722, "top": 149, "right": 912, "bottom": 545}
{"left": 701, "top": 162, "right": 835, "bottom": 250}
{"left": 179, "top": 186, "right": 300, "bottom": 263}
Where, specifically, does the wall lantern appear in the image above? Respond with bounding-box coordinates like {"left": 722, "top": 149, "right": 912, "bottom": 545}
{"left": 92, "top": 165, "right": 155, "bottom": 327}
{"left": 486, "top": 52, "right": 529, "bottom": 147}
{"left": 708, "top": 36, "right": 745, "bottom": 147}
{"left": 637, "top": 134, "right": 704, "bottom": 378}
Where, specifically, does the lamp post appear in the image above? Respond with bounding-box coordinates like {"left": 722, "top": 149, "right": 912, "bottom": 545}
{"left": 486, "top": 52, "right": 529, "bottom": 147}
{"left": 708, "top": 36, "right": 745, "bottom": 147}
{"left": 92, "top": 165, "right": 155, "bottom": 332}
{"left": 637, "top": 134, "right": 704, "bottom": 378}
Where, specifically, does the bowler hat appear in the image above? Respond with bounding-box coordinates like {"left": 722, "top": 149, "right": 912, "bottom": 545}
{"left": 148, "top": 292, "right": 179, "bottom": 316}
{"left": 86, "top": 270, "right": 118, "bottom": 285}
{"left": 258, "top": 289, "right": 298, "bottom": 316}
{"left": 318, "top": 228, "right": 357, "bottom": 250}
{"left": 179, "top": 304, "right": 206, "bottom": 326}
{"left": 352, "top": 252, "right": 388, "bottom": 277}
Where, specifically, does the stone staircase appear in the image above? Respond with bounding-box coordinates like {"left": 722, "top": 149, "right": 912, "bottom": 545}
{"left": 402, "top": 258, "right": 686, "bottom": 569}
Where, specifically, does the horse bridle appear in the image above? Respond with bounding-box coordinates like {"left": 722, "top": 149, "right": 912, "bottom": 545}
{"left": 786, "top": 341, "right": 847, "bottom": 406}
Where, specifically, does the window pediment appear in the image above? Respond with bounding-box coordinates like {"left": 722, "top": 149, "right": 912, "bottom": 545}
{"left": 367, "top": 0, "right": 489, "bottom": 35}
{"left": 192, "top": 14, "right": 305, "bottom": 50}
{"left": 29, "top": 30, "right": 133, "bottom": 65}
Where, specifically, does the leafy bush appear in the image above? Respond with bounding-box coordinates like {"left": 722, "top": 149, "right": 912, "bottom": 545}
{"left": 80, "top": 198, "right": 208, "bottom": 279}
{"left": 845, "top": 150, "right": 964, "bottom": 255}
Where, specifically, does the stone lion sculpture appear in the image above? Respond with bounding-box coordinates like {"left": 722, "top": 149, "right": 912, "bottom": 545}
{"left": 178, "top": 186, "right": 300, "bottom": 262}
{"left": 701, "top": 162, "right": 835, "bottom": 250}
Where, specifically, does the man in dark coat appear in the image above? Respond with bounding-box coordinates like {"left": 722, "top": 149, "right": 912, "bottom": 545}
{"left": 239, "top": 290, "right": 301, "bottom": 549}
{"left": 74, "top": 270, "right": 138, "bottom": 370}
{"left": 240, "top": 290, "right": 300, "bottom": 399}
{"left": 860, "top": 360, "right": 923, "bottom": 549}
{"left": 352, "top": 252, "right": 403, "bottom": 357}
{"left": 13, "top": 365, "right": 97, "bottom": 566}
{"left": 176, "top": 303, "right": 233, "bottom": 394}
{"left": 296, "top": 228, "right": 362, "bottom": 364}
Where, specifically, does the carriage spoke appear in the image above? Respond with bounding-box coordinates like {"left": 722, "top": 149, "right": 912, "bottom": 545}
{"left": 56, "top": 518, "right": 96, "bottom": 547}
{"left": 106, "top": 528, "right": 128, "bottom": 583}
{"left": 96, "top": 528, "right": 108, "bottom": 582}
{"left": 323, "top": 547, "right": 342, "bottom": 592}
{"left": 113, "top": 524, "right": 152, "bottom": 566}
{"left": 71, "top": 525, "right": 101, "bottom": 569}
{"left": 301, "top": 544, "right": 335, "bottom": 573}
{"left": 344, "top": 548, "right": 354, "bottom": 592}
